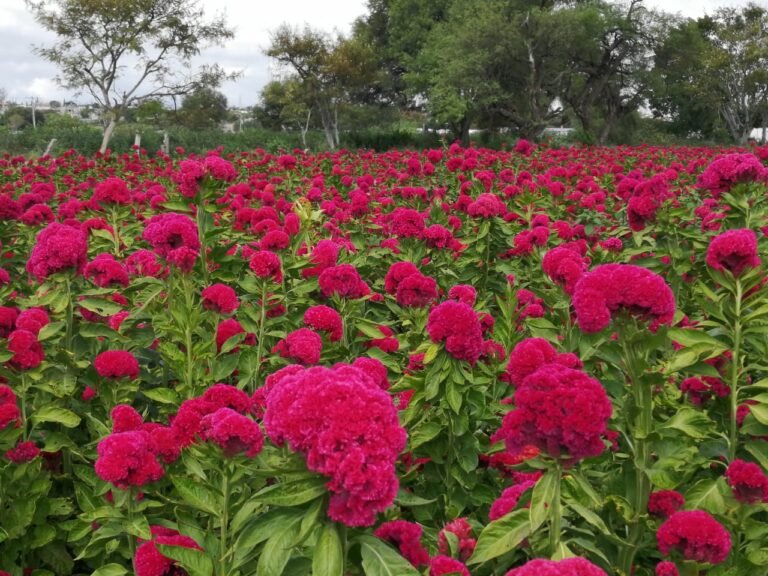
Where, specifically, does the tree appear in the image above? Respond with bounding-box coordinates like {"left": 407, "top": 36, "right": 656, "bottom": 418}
{"left": 178, "top": 87, "right": 228, "bottom": 129}
{"left": 266, "top": 25, "right": 382, "bottom": 149}
{"left": 26, "top": 0, "right": 237, "bottom": 153}
{"left": 414, "top": 0, "right": 566, "bottom": 144}
{"left": 556, "top": 0, "right": 660, "bottom": 144}
{"left": 651, "top": 4, "right": 768, "bottom": 143}
{"left": 255, "top": 79, "right": 314, "bottom": 147}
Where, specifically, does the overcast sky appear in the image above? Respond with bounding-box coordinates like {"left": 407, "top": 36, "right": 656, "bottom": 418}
{"left": 0, "top": 0, "right": 757, "bottom": 108}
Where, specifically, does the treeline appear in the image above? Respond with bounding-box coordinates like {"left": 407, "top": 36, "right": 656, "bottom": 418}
{"left": 255, "top": 0, "right": 768, "bottom": 146}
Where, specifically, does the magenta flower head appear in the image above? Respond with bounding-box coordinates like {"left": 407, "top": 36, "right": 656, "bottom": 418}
{"left": 705, "top": 229, "right": 760, "bottom": 277}
{"left": 7, "top": 329, "right": 44, "bottom": 370}
{"left": 496, "top": 364, "right": 612, "bottom": 462}
{"left": 272, "top": 328, "right": 323, "bottom": 365}
{"left": 94, "top": 350, "right": 140, "bottom": 380}
{"left": 199, "top": 407, "right": 263, "bottom": 457}
{"left": 318, "top": 264, "right": 369, "bottom": 299}
{"left": 303, "top": 305, "right": 343, "bottom": 342}
{"left": 656, "top": 510, "right": 731, "bottom": 565}
{"left": 95, "top": 430, "right": 164, "bottom": 489}
{"left": 427, "top": 301, "right": 484, "bottom": 364}
{"left": 201, "top": 283, "right": 239, "bottom": 315}
{"left": 374, "top": 520, "right": 430, "bottom": 567}
{"left": 142, "top": 213, "right": 200, "bottom": 258}
{"left": 249, "top": 250, "right": 282, "bottom": 283}
{"left": 505, "top": 558, "right": 607, "bottom": 576}
{"left": 264, "top": 363, "right": 406, "bottom": 527}
{"left": 26, "top": 222, "right": 88, "bottom": 281}
{"left": 134, "top": 526, "right": 202, "bottom": 576}
{"left": 725, "top": 459, "right": 768, "bottom": 504}
{"left": 572, "top": 264, "right": 675, "bottom": 333}
{"left": 697, "top": 153, "right": 766, "bottom": 196}
{"left": 542, "top": 246, "right": 590, "bottom": 295}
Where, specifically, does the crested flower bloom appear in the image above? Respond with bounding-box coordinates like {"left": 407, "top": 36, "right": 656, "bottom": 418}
{"left": 201, "top": 283, "right": 240, "bottom": 315}
{"left": 272, "top": 328, "right": 323, "bottom": 365}
{"left": 84, "top": 253, "right": 130, "bottom": 288}
{"left": 134, "top": 526, "right": 202, "bottom": 576}
{"left": 95, "top": 430, "right": 165, "bottom": 489}
{"left": 264, "top": 363, "right": 406, "bottom": 527}
{"left": 501, "top": 338, "right": 582, "bottom": 388}
{"left": 427, "top": 301, "right": 484, "bottom": 364}
{"left": 697, "top": 153, "right": 766, "bottom": 195}
{"left": 92, "top": 176, "right": 131, "bottom": 206}
{"left": 303, "top": 305, "right": 343, "bottom": 341}
{"left": 26, "top": 222, "right": 88, "bottom": 281}
{"left": 384, "top": 261, "right": 420, "bottom": 295}
{"left": 15, "top": 307, "right": 49, "bottom": 335}
{"left": 724, "top": 459, "right": 768, "bottom": 504}
{"left": 705, "top": 229, "right": 760, "bottom": 277}
{"left": 199, "top": 407, "right": 263, "bottom": 457}
{"left": 7, "top": 329, "right": 44, "bottom": 370}
{"left": 374, "top": 520, "right": 430, "bottom": 567}
{"left": 496, "top": 364, "right": 612, "bottom": 461}
{"left": 438, "top": 518, "right": 476, "bottom": 561}
{"left": 142, "top": 213, "right": 200, "bottom": 258}
{"left": 655, "top": 561, "right": 679, "bottom": 576}
{"left": 648, "top": 490, "right": 685, "bottom": 518}
{"left": 489, "top": 480, "right": 537, "bottom": 520}
{"left": 656, "top": 510, "right": 731, "bottom": 564}
{"left": 126, "top": 249, "right": 166, "bottom": 278}
{"left": 0, "top": 385, "right": 20, "bottom": 430}
{"left": 216, "top": 318, "right": 255, "bottom": 353}
{"left": 572, "top": 264, "right": 675, "bottom": 333}
{"left": 6, "top": 440, "right": 40, "bottom": 463}
{"left": 396, "top": 272, "right": 438, "bottom": 308}
{"left": 429, "top": 556, "right": 470, "bottom": 576}
{"left": 302, "top": 239, "right": 340, "bottom": 278}
{"left": 318, "top": 264, "right": 369, "bottom": 299}
{"left": 505, "top": 558, "right": 607, "bottom": 576}
{"left": 94, "top": 350, "right": 140, "bottom": 380}
{"left": 542, "top": 246, "right": 590, "bottom": 295}
{"left": 448, "top": 284, "right": 477, "bottom": 306}
{"left": 249, "top": 250, "right": 283, "bottom": 283}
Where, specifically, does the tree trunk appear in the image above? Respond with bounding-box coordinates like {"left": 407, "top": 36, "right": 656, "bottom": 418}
{"left": 459, "top": 114, "right": 471, "bottom": 147}
{"left": 100, "top": 117, "right": 118, "bottom": 154}
{"left": 316, "top": 102, "right": 336, "bottom": 150}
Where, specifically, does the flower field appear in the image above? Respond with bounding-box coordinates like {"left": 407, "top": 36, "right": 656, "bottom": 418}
{"left": 1, "top": 142, "right": 768, "bottom": 576}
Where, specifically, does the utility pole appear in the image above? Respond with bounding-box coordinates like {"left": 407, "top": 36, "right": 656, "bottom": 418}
{"left": 28, "top": 97, "right": 38, "bottom": 129}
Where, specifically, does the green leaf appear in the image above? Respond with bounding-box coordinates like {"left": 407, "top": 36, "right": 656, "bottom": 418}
{"left": 142, "top": 388, "right": 178, "bottom": 404}
{"left": 409, "top": 421, "right": 442, "bottom": 450}
{"left": 423, "top": 343, "right": 440, "bottom": 364}
{"left": 686, "top": 478, "right": 728, "bottom": 515}
{"left": 256, "top": 516, "right": 302, "bottom": 576}
{"left": 667, "top": 328, "right": 727, "bottom": 350}
{"left": 233, "top": 510, "right": 303, "bottom": 570}
{"left": 358, "top": 535, "right": 420, "bottom": 576}
{"left": 395, "top": 489, "right": 437, "bottom": 507}
{"left": 313, "top": 524, "right": 343, "bottom": 576}
{"left": 91, "top": 564, "right": 128, "bottom": 576}
{"left": 171, "top": 477, "right": 220, "bottom": 515}
{"left": 568, "top": 502, "right": 610, "bottom": 535}
{"left": 530, "top": 471, "right": 557, "bottom": 531}
{"left": 156, "top": 544, "right": 214, "bottom": 576}
{"left": 468, "top": 509, "right": 531, "bottom": 565}
{"left": 661, "top": 407, "right": 713, "bottom": 439}
{"left": 213, "top": 353, "right": 240, "bottom": 380}
{"left": 78, "top": 298, "right": 124, "bottom": 316}
{"left": 252, "top": 477, "right": 327, "bottom": 506}
{"left": 32, "top": 406, "right": 81, "bottom": 428}
{"left": 749, "top": 403, "right": 768, "bottom": 426}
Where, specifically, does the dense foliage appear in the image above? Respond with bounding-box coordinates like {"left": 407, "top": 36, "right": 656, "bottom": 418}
{"left": 0, "top": 142, "right": 767, "bottom": 576}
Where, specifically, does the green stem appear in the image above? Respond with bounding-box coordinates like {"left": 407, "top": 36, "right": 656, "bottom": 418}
{"left": 109, "top": 207, "right": 121, "bottom": 257}
{"left": 549, "top": 462, "right": 563, "bottom": 557}
{"left": 252, "top": 281, "right": 269, "bottom": 394}
{"left": 20, "top": 372, "right": 28, "bottom": 441}
{"left": 618, "top": 336, "right": 653, "bottom": 576}
{"left": 220, "top": 465, "right": 231, "bottom": 576}
{"left": 729, "top": 278, "right": 743, "bottom": 462}
{"left": 181, "top": 274, "right": 196, "bottom": 394}
{"left": 64, "top": 276, "right": 74, "bottom": 354}
{"left": 127, "top": 489, "right": 136, "bottom": 561}
{"left": 197, "top": 192, "right": 209, "bottom": 283}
